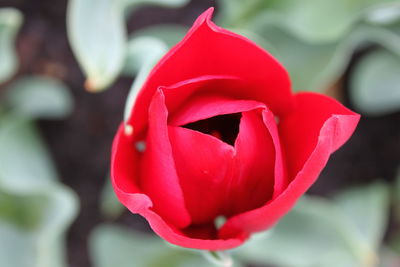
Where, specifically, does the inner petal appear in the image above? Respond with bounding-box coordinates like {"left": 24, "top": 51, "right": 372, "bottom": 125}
{"left": 168, "top": 125, "right": 234, "bottom": 224}
{"left": 165, "top": 93, "right": 279, "bottom": 226}
{"left": 223, "top": 109, "right": 276, "bottom": 216}
{"left": 168, "top": 109, "right": 277, "bottom": 227}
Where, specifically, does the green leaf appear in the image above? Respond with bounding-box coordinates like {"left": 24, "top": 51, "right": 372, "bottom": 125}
{"left": 132, "top": 24, "right": 187, "bottom": 47}
{"left": 0, "top": 222, "right": 35, "bottom": 267}
{"left": 349, "top": 49, "right": 400, "bottom": 116}
{"left": 349, "top": 24, "right": 400, "bottom": 56}
{"left": 123, "top": 36, "right": 168, "bottom": 76}
{"left": 100, "top": 177, "right": 125, "bottom": 219}
{"left": 216, "top": 0, "right": 270, "bottom": 28}
{"left": 235, "top": 197, "right": 360, "bottom": 267}
{"left": 366, "top": 4, "right": 400, "bottom": 25}
{"left": 123, "top": 36, "right": 168, "bottom": 121}
{"left": 90, "top": 224, "right": 172, "bottom": 267}
{"left": 334, "top": 182, "right": 390, "bottom": 251}
{"left": 67, "top": 0, "right": 127, "bottom": 91}
{"left": 34, "top": 185, "right": 78, "bottom": 267}
{"left": 66, "top": 0, "right": 188, "bottom": 92}
{"left": 0, "top": 185, "right": 78, "bottom": 267}
{"left": 0, "top": 8, "right": 23, "bottom": 84}
{"left": 236, "top": 183, "right": 389, "bottom": 267}
{"left": 0, "top": 117, "right": 79, "bottom": 267}
{"left": 218, "top": 0, "right": 396, "bottom": 42}
{"left": 218, "top": 1, "right": 400, "bottom": 93}
{"left": 248, "top": 22, "right": 340, "bottom": 91}
{"left": 0, "top": 189, "right": 48, "bottom": 229}
{"left": 271, "top": 0, "right": 395, "bottom": 42}
{"left": 243, "top": 16, "right": 400, "bottom": 92}
{"left": 0, "top": 115, "right": 58, "bottom": 190}
{"left": 5, "top": 75, "right": 74, "bottom": 119}
{"left": 122, "top": 0, "right": 189, "bottom": 18}
{"left": 90, "top": 224, "right": 240, "bottom": 267}
{"left": 123, "top": 0, "right": 189, "bottom": 9}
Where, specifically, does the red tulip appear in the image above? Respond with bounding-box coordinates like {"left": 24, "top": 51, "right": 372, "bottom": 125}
{"left": 111, "top": 8, "right": 360, "bottom": 250}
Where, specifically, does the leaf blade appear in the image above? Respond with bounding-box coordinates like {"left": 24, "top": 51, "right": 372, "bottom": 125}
{"left": 67, "top": 0, "right": 127, "bottom": 91}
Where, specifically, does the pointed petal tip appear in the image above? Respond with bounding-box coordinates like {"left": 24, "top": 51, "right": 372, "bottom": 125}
{"left": 203, "top": 7, "right": 215, "bottom": 17}
{"left": 194, "top": 7, "right": 215, "bottom": 26}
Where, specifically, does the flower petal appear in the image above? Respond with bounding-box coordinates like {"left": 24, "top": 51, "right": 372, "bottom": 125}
{"left": 161, "top": 76, "right": 266, "bottom": 126}
{"left": 224, "top": 109, "right": 276, "bottom": 215}
{"left": 111, "top": 123, "right": 152, "bottom": 211}
{"left": 167, "top": 89, "right": 287, "bottom": 220}
{"left": 219, "top": 93, "right": 360, "bottom": 239}
{"left": 127, "top": 7, "right": 293, "bottom": 136}
{"left": 141, "top": 208, "right": 246, "bottom": 250}
{"left": 170, "top": 95, "right": 266, "bottom": 127}
{"left": 263, "top": 108, "right": 288, "bottom": 198}
{"left": 168, "top": 126, "right": 234, "bottom": 224}
{"left": 140, "top": 89, "right": 191, "bottom": 228}
{"left": 280, "top": 93, "right": 360, "bottom": 182}
{"left": 112, "top": 98, "right": 246, "bottom": 250}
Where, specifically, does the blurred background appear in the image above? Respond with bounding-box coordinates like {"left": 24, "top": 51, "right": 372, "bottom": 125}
{"left": 0, "top": 0, "right": 400, "bottom": 266}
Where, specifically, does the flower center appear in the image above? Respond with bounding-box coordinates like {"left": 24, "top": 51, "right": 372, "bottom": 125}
{"left": 182, "top": 113, "right": 241, "bottom": 146}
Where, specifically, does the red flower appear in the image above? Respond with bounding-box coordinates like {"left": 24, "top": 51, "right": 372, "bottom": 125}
{"left": 111, "top": 8, "right": 359, "bottom": 250}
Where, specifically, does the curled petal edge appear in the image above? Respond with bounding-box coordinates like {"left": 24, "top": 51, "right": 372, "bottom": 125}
{"left": 218, "top": 112, "right": 360, "bottom": 239}
{"left": 127, "top": 7, "right": 293, "bottom": 134}
{"left": 111, "top": 118, "right": 247, "bottom": 250}
{"left": 112, "top": 177, "right": 246, "bottom": 250}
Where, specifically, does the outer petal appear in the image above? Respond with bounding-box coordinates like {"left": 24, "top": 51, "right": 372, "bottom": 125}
{"left": 219, "top": 92, "right": 360, "bottom": 239}
{"left": 280, "top": 93, "right": 360, "bottom": 181}
{"left": 139, "top": 89, "right": 191, "bottom": 228}
{"left": 127, "top": 8, "right": 293, "bottom": 136}
{"left": 111, "top": 123, "right": 151, "bottom": 210}
{"left": 140, "top": 209, "right": 245, "bottom": 250}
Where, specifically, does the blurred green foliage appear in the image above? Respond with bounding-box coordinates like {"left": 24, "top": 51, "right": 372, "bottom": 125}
{"left": 89, "top": 224, "right": 244, "bottom": 267}
{"left": 0, "top": 7, "right": 78, "bottom": 266}
{"left": 218, "top": 0, "right": 395, "bottom": 41}
{"left": 65, "top": 0, "right": 400, "bottom": 115}
{"left": 0, "top": 115, "right": 78, "bottom": 267}
{"left": 0, "top": 8, "right": 22, "bottom": 84}
{"left": 100, "top": 176, "right": 125, "bottom": 220}
{"left": 123, "top": 36, "right": 168, "bottom": 120}
{"left": 350, "top": 49, "right": 400, "bottom": 116}
{"left": 67, "top": 0, "right": 127, "bottom": 92}
{"left": 66, "top": 0, "right": 190, "bottom": 92}
{"left": 96, "top": 183, "right": 395, "bottom": 267}
{"left": 217, "top": 0, "right": 400, "bottom": 103}
{"left": 6, "top": 76, "right": 74, "bottom": 119}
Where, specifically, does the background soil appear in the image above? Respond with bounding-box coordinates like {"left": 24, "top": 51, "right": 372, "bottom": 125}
{"left": 1, "top": 1, "right": 400, "bottom": 267}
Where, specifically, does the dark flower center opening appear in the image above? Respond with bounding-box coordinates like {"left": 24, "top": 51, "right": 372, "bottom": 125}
{"left": 182, "top": 113, "right": 241, "bottom": 146}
